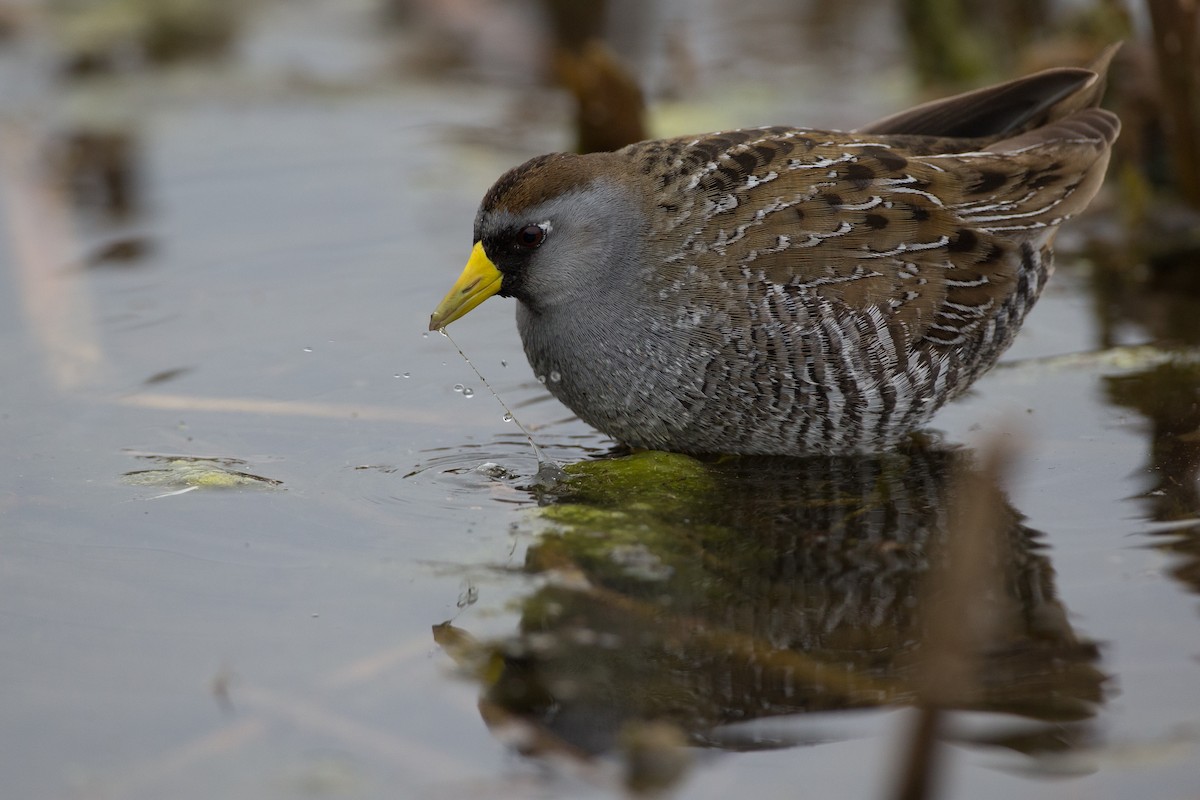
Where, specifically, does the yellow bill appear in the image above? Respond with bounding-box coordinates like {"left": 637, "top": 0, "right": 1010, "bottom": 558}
{"left": 428, "top": 242, "right": 503, "bottom": 331}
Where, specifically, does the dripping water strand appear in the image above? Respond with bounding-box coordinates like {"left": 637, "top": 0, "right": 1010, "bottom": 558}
{"left": 440, "top": 330, "right": 566, "bottom": 485}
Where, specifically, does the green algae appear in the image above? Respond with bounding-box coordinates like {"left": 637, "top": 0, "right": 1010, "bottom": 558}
{"left": 122, "top": 455, "right": 282, "bottom": 490}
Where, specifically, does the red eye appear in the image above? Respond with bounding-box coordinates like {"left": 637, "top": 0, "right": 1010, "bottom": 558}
{"left": 516, "top": 224, "right": 545, "bottom": 249}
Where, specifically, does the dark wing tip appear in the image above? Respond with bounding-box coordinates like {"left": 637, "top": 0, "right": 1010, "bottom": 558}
{"left": 858, "top": 44, "right": 1121, "bottom": 140}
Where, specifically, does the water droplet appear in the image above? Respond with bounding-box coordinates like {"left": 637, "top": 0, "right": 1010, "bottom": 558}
{"left": 438, "top": 329, "right": 448, "bottom": 337}
{"left": 549, "top": 371, "right": 562, "bottom": 383}
{"left": 537, "top": 374, "right": 547, "bottom": 384}
{"left": 503, "top": 413, "right": 513, "bottom": 422}
{"left": 500, "top": 360, "right": 508, "bottom": 368}
{"left": 462, "top": 387, "right": 475, "bottom": 398}
{"left": 302, "top": 347, "right": 313, "bottom": 353}
{"left": 402, "top": 372, "right": 410, "bottom": 378}
{"left": 453, "top": 383, "right": 464, "bottom": 393}
{"left": 422, "top": 332, "right": 429, "bottom": 339}
{"left": 456, "top": 583, "right": 478, "bottom": 608}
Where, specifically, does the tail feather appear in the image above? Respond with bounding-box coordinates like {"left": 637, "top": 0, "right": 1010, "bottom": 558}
{"left": 987, "top": 107, "right": 1121, "bottom": 154}
{"left": 858, "top": 43, "right": 1121, "bottom": 141}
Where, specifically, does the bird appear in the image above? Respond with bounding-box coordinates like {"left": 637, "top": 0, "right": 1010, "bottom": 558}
{"left": 429, "top": 50, "right": 1121, "bottom": 456}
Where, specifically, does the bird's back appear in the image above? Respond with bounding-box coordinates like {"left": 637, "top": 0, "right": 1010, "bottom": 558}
{"left": 591, "top": 59, "right": 1120, "bottom": 454}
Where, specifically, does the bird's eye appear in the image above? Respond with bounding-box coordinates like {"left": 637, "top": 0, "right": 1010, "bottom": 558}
{"left": 515, "top": 224, "right": 546, "bottom": 249}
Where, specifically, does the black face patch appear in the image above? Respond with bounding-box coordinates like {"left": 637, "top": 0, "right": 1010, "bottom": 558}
{"left": 481, "top": 224, "right": 541, "bottom": 303}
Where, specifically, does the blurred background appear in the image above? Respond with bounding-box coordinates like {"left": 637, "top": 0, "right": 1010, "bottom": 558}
{"left": 1, "top": 1, "right": 1199, "bottom": 799}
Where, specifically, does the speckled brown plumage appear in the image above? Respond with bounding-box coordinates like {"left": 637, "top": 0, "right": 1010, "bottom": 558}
{"left": 433, "top": 50, "right": 1121, "bottom": 455}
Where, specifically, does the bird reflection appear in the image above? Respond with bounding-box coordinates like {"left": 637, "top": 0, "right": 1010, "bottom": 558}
{"left": 436, "top": 441, "right": 1104, "bottom": 761}
{"left": 1107, "top": 362, "right": 1200, "bottom": 593}
{"left": 1092, "top": 239, "right": 1200, "bottom": 597}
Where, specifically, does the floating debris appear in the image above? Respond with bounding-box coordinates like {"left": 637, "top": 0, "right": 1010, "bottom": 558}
{"left": 999, "top": 344, "right": 1196, "bottom": 374}
{"left": 475, "top": 462, "right": 515, "bottom": 480}
{"left": 122, "top": 454, "right": 282, "bottom": 491}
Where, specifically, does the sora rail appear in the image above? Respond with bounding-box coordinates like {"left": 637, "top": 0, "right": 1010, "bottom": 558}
{"left": 430, "top": 51, "right": 1120, "bottom": 456}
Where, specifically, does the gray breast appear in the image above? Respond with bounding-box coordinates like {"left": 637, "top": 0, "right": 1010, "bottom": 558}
{"left": 517, "top": 240, "right": 1051, "bottom": 457}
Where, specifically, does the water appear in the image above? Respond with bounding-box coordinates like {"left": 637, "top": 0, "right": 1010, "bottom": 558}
{"left": 0, "top": 3, "right": 1197, "bottom": 799}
